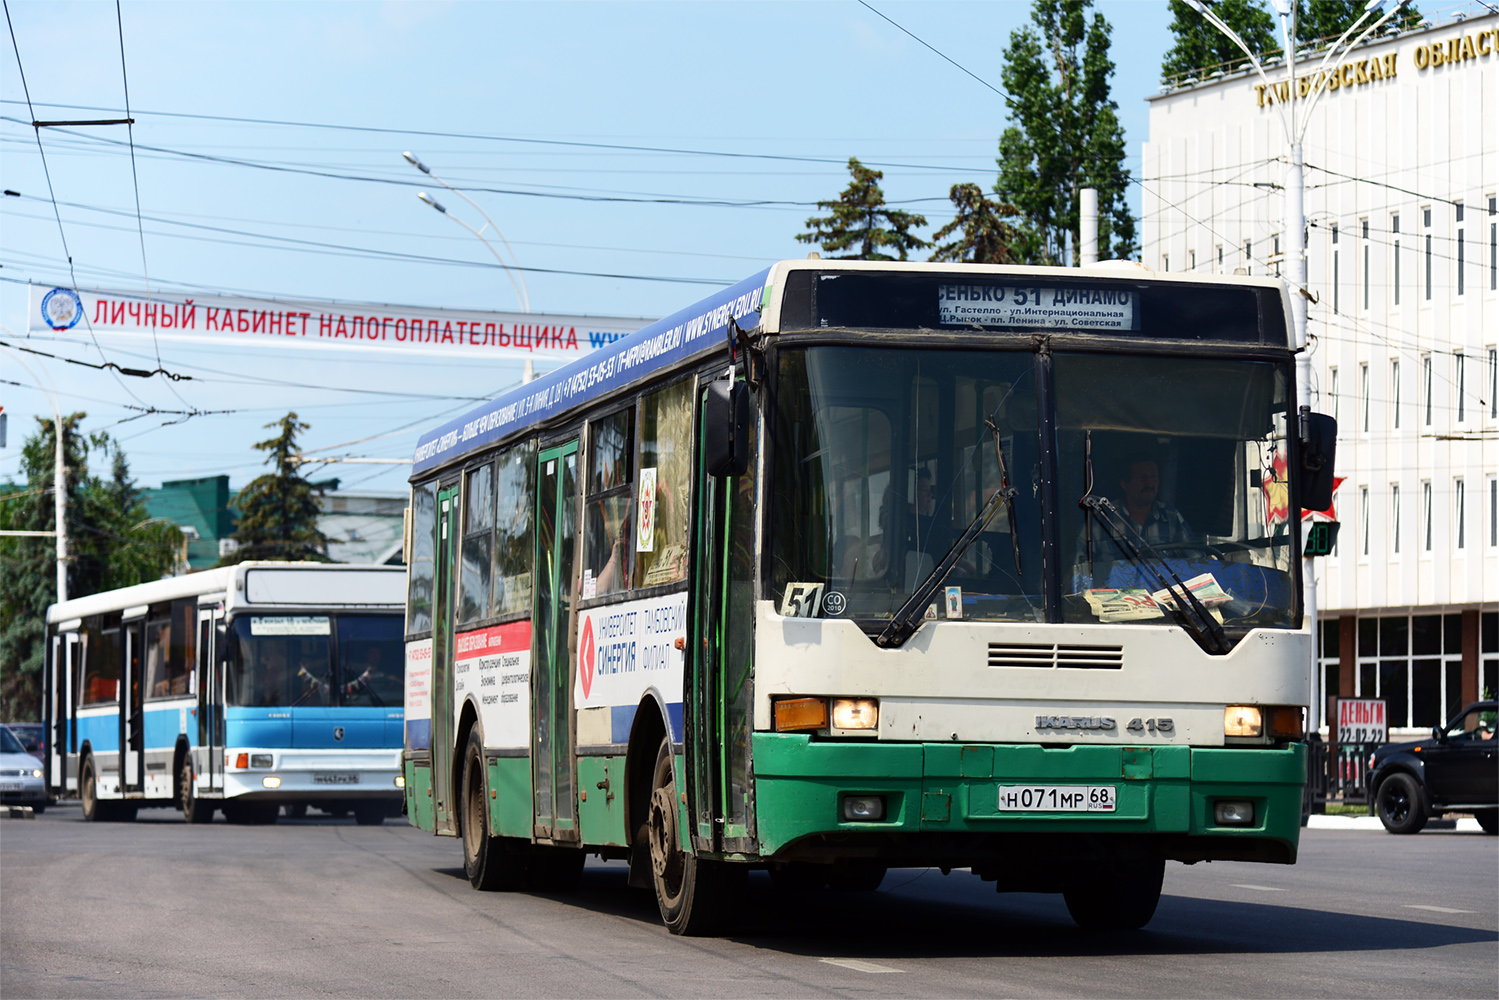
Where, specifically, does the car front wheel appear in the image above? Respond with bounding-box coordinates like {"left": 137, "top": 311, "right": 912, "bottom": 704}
{"left": 1375, "top": 772, "right": 1428, "bottom": 834}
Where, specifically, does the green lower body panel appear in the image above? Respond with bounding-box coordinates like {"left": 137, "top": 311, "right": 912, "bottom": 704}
{"left": 403, "top": 758, "right": 435, "bottom": 832}
{"left": 575, "top": 756, "right": 628, "bottom": 846}
{"left": 488, "top": 756, "right": 532, "bottom": 838}
{"left": 752, "top": 734, "right": 1305, "bottom": 866}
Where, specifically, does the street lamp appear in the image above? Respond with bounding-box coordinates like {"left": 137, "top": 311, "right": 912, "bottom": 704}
{"left": 0, "top": 343, "right": 68, "bottom": 602}
{"left": 404, "top": 151, "right": 531, "bottom": 314}
{"left": 1184, "top": 0, "right": 1411, "bottom": 735}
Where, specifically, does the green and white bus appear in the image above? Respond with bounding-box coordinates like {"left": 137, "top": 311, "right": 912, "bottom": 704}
{"left": 401, "top": 259, "right": 1337, "bottom": 933}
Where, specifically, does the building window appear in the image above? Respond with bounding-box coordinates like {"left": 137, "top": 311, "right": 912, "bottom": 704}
{"left": 1423, "top": 206, "right": 1432, "bottom": 302}
{"left": 1189, "top": 250, "right": 1196, "bottom": 271}
{"left": 1455, "top": 478, "right": 1466, "bottom": 550}
{"left": 1489, "top": 475, "right": 1497, "bottom": 549}
{"left": 1422, "top": 480, "right": 1433, "bottom": 553}
{"left": 1422, "top": 354, "right": 1433, "bottom": 426}
{"left": 1216, "top": 245, "right": 1223, "bottom": 273}
{"left": 1360, "top": 362, "right": 1369, "bottom": 433}
{"left": 1456, "top": 202, "right": 1465, "bottom": 297}
{"left": 1244, "top": 240, "right": 1252, "bottom": 275}
{"left": 1489, "top": 196, "right": 1496, "bottom": 291}
{"left": 1392, "top": 213, "right": 1401, "bottom": 305}
{"left": 1273, "top": 234, "right": 1281, "bottom": 278}
{"left": 1489, "top": 346, "right": 1497, "bottom": 422}
{"left": 1329, "top": 366, "right": 1340, "bottom": 426}
{"left": 1355, "top": 614, "right": 1467, "bottom": 729}
{"left": 1362, "top": 218, "right": 1370, "bottom": 310}
{"left": 1455, "top": 353, "right": 1466, "bottom": 424}
{"left": 1390, "top": 483, "right": 1400, "bottom": 555}
{"left": 1360, "top": 485, "right": 1370, "bottom": 557}
{"left": 1162, "top": 254, "right": 1169, "bottom": 272}
{"left": 1332, "top": 224, "right": 1340, "bottom": 314}
{"left": 1390, "top": 359, "right": 1400, "bottom": 430}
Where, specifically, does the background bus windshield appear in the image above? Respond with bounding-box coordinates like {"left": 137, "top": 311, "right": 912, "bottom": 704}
{"left": 228, "top": 615, "right": 404, "bottom": 708}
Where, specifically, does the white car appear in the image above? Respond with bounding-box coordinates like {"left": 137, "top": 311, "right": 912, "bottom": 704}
{"left": 1, "top": 726, "right": 46, "bottom": 812}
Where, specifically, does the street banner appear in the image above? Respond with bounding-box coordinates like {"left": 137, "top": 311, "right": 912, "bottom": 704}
{"left": 27, "top": 284, "right": 648, "bottom": 361}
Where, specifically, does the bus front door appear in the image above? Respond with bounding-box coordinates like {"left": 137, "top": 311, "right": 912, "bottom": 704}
{"left": 196, "top": 608, "right": 225, "bottom": 794}
{"left": 432, "top": 484, "right": 460, "bottom": 836}
{"left": 46, "top": 631, "right": 77, "bottom": 793}
{"left": 687, "top": 383, "right": 759, "bottom": 855}
{"left": 533, "top": 441, "right": 579, "bottom": 843}
{"left": 121, "top": 619, "right": 145, "bottom": 795}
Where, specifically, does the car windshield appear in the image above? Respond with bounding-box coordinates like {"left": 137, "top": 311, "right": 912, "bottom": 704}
{"left": 0, "top": 727, "right": 25, "bottom": 755}
{"left": 227, "top": 614, "right": 404, "bottom": 708}
{"left": 1443, "top": 705, "right": 1497, "bottom": 742}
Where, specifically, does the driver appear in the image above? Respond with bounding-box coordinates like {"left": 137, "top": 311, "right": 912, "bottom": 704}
{"left": 1074, "top": 453, "right": 1197, "bottom": 590}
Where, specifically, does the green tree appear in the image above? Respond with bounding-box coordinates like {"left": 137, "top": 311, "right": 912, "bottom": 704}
{"left": 996, "top": 0, "right": 1136, "bottom": 266}
{"left": 797, "top": 157, "right": 930, "bottom": 261}
{"left": 1162, "top": 0, "right": 1277, "bottom": 81}
{"left": 1296, "top": 0, "right": 1420, "bottom": 44}
{"left": 222, "top": 413, "right": 331, "bottom": 564}
{"left": 0, "top": 415, "right": 179, "bottom": 721}
{"left": 929, "top": 184, "right": 1024, "bottom": 264}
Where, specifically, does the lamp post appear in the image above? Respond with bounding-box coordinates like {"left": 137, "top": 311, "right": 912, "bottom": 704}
{"left": 1183, "top": 0, "right": 1411, "bottom": 734}
{"left": 0, "top": 344, "right": 68, "bottom": 603}
{"left": 404, "top": 151, "right": 531, "bottom": 315}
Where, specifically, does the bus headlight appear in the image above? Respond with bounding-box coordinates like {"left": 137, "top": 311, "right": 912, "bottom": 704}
{"left": 1224, "top": 706, "right": 1263, "bottom": 738}
{"left": 262, "top": 776, "right": 282, "bottom": 789}
{"left": 250, "top": 754, "right": 274, "bottom": 769}
{"left": 395, "top": 775, "right": 405, "bottom": 789}
{"left": 831, "top": 698, "right": 879, "bottom": 730}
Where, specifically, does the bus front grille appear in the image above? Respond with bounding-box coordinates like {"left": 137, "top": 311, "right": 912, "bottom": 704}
{"left": 987, "top": 642, "right": 1124, "bottom": 669}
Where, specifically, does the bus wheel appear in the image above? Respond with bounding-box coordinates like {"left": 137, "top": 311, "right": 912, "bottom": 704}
{"left": 180, "top": 757, "right": 214, "bottom": 824}
{"left": 284, "top": 803, "right": 308, "bottom": 820}
{"left": 353, "top": 802, "right": 386, "bottom": 826}
{"left": 80, "top": 756, "right": 111, "bottom": 822}
{"left": 461, "top": 730, "right": 526, "bottom": 890}
{"left": 646, "top": 737, "right": 743, "bottom": 935}
{"left": 827, "top": 860, "right": 887, "bottom": 892}
{"left": 1063, "top": 857, "right": 1165, "bottom": 931}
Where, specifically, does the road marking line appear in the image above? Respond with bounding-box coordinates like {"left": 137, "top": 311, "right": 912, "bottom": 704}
{"left": 820, "top": 958, "right": 903, "bottom": 974}
{"left": 1404, "top": 904, "right": 1474, "bottom": 914}
{"left": 1231, "top": 884, "right": 1285, "bottom": 891}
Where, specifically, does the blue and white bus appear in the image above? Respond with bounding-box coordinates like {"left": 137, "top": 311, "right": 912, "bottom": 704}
{"left": 44, "top": 562, "right": 406, "bottom": 824}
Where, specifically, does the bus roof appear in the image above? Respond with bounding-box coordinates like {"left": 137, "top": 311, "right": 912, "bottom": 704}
{"left": 46, "top": 562, "right": 405, "bottom": 625}
{"left": 409, "top": 259, "right": 1292, "bottom": 479}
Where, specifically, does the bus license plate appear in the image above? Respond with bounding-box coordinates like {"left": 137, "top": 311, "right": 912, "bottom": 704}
{"left": 997, "top": 785, "right": 1115, "bottom": 812}
{"left": 313, "top": 773, "right": 359, "bottom": 785}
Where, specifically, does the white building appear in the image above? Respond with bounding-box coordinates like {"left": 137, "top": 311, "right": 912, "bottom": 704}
{"left": 1141, "top": 10, "right": 1497, "bottom": 733}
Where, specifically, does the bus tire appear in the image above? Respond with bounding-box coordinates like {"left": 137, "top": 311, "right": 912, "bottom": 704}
{"left": 646, "top": 737, "right": 744, "bottom": 936}
{"left": 353, "top": 802, "right": 386, "bottom": 826}
{"left": 80, "top": 755, "right": 111, "bottom": 822}
{"left": 827, "top": 860, "right": 887, "bottom": 892}
{"left": 180, "top": 756, "right": 214, "bottom": 824}
{"left": 284, "top": 803, "right": 308, "bottom": 820}
{"left": 1063, "top": 857, "right": 1165, "bottom": 931}
{"left": 461, "top": 729, "right": 527, "bottom": 891}
{"left": 1375, "top": 772, "right": 1427, "bottom": 834}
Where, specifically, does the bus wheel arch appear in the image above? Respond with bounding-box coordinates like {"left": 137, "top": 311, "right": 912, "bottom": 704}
{"left": 624, "top": 695, "right": 670, "bottom": 889}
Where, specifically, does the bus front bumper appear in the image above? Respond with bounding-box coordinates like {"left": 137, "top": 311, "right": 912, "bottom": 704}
{"left": 220, "top": 748, "right": 403, "bottom": 802}
{"left": 751, "top": 734, "right": 1305, "bottom": 866}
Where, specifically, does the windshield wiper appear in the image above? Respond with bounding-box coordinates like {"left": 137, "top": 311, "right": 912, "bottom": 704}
{"left": 1078, "top": 495, "right": 1232, "bottom": 656}
{"left": 876, "top": 424, "right": 1019, "bottom": 649}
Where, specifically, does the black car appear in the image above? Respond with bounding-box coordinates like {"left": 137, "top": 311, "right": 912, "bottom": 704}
{"left": 1370, "top": 700, "right": 1497, "bottom": 834}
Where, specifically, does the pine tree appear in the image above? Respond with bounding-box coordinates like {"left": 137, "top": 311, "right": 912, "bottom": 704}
{"left": 1161, "top": 0, "right": 1277, "bottom": 81}
{"left": 222, "top": 412, "right": 331, "bottom": 564}
{"left": 996, "top": 0, "right": 1136, "bottom": 266}
{"left": 797, "top": 158, "right": 930, "bottom": 261}
{"left": 0, "top": 416, "right": 178, "bottom": 721}
{"left": 930, "top": 184, "right": 1024, "bottom": 264}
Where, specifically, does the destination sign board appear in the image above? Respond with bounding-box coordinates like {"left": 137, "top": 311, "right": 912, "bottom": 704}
{"left": 938, "top": 284, "right": 1139, "bottom": 331}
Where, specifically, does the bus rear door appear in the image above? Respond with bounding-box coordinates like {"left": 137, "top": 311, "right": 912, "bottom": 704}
{"left": 121, "top": 616, "right": 146, "bottom": 795}
{"left": 431, "top": 483, "right": 461, "bottom": 835}
{"left": 533, "top": 440, "right": 579, "bottom": 843}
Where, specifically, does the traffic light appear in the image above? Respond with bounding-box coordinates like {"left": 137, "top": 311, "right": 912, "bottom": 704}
{"left": 1304, "top": 521, "right": 1340, "bottom": 557}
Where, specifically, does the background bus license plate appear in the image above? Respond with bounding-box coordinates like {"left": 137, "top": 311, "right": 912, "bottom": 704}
{"left": 314, "top": 773, "right": 359, "bottom": 785}
{"left": 997, "top": 785, "right": 1115, "bottom": 812}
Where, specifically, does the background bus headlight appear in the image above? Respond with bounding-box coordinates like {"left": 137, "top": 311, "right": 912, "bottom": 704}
{"left": 261, "top": 776, "right": 281, "bottom": 789}
{"left": 831, "top": 698, "right": 878, "bottom": 730}
{"left": 1224, "top": 706, "right": 1263, "bottom": 738}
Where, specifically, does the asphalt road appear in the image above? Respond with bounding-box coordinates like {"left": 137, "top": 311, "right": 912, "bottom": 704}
{"left": 2, "top": 803, "right": 1495, "bottom": 999}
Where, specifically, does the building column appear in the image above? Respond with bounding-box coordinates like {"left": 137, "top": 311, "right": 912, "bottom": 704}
{"left": 1461, "top": 609, "right": 1479, "bottom": 707}
{"left": 1338, "top": 614, "right": 1357, "bottom": 697}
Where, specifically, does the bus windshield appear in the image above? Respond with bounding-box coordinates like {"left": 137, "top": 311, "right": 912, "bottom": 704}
{"left": 771, "top": 346, "right": 1296, "bottom": 631}
{"left": 227, "top": 614, "right": 405, "bottom": 708}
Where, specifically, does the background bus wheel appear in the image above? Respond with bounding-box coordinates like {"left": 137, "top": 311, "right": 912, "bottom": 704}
{"left": 179, "top": 757, "right": 214, "bottom": 824}
{"left": 1375, "top": 773, "right": 1428, "bottom": 834}
{"left": 283, "top": 803, "right": 308, "bottom": 820}
{"left": 353, "top": 802, "right": 386, "bottom": 826}
{"left": 1475, "top": 811, "right": 1497, "bottom": 835}
{"left": 80, "top": 756, "right": 108, "bottom": 822}
{"left": 461, "top": 730, "right": 527, "bottom": 890}
{"left": 646, "top": 737, "right": 743, "bottom": 935}
{"left": 1063, "top": 857, "right": 1165, "bottom": 931}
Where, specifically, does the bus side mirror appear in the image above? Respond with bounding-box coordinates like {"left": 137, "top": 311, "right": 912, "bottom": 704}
{"left": 1297, "top": 411, "right": 1337, "bottom": 512}
{"left": 705, "top": 380, "right": 750, "bottom": 477}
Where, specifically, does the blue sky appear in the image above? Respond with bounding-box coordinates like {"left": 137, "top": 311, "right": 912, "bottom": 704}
{"left": 1, "top": 0, "right": 1175, "bottom": 496}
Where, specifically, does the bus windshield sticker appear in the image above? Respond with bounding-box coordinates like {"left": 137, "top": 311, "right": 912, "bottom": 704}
{"left": 636, "top": 467, "right": 657, "bottom": 553}
{"left": 780, "top": 583, "right": 823, "bottom": 618}
{"left": 937, "top": 285, "right": 1139, "bottom": 331}
{"left": 249, "top": 616, "right": 331, "bottom": 636}
{"left": 944, "top": 586, "right": 962, "bottom": 619}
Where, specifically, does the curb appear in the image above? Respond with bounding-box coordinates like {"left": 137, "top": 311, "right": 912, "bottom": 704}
{"left": 1306, "top": 814, "right": 1482, "bottom": 832}
{"left": 0, "top": 806, "right": 36, "bottom": 820}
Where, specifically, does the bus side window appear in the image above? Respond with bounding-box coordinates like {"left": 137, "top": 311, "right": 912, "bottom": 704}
{"left": 636, "top": 379, "right": 694, "bottom": 588}
{"left": 459, "top": 461, "right": 495, "bottom": 625}
{"left": 492, "top": 441, "right": 537, "bottom": 616}
{"left": 584, "top": 407, "right": 636, "bottom": 598}
{"left": 407, "top": 481, "right": 438, "bottom": 634}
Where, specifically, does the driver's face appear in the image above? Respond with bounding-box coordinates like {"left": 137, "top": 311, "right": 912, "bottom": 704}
{"left": 1121, "top": 461, "right": 1160, "bottom": 508}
